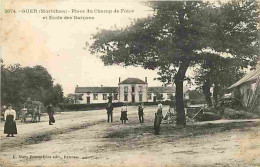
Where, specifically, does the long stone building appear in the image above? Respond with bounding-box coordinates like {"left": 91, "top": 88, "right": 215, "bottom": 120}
{"left": 74, "top": 77, "right": 189, "bottom": 104}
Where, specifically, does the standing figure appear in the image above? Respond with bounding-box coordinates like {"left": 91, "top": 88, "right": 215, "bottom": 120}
{"left": 23, "top": 97, "right": 35, "bottom": 122}
{"left": 120, "top": 104, "right": 128, "bottom": 124}
{"left": 157, "top": 101, "right": 163, "bottom": 112}
{"left": 138, "top": 103, "right": 144, "bottom": 123}
{"left": 4, "top": 103, "right": 17, "bottom": 137}
{"left": 20, "top": 106, "right": 28, "bottom": 122}
{"left": 154, "top": 101, "right": 163, "bottom": 135}
{"left": 163, "top": 103, "right": 175, "bottom": 124}
{"left": 106, "top": 103, "right": 114, "bottom": 123}
{"left": 47, "top": 103, "right": 55, "bottom": 125}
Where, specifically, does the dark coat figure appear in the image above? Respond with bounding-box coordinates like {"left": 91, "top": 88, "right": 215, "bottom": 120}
{"left": 47, "top": 104, "right": 55, "bottom": 125}
{"left": 120, "top": 105, "right": 128, "bottom": 123}
{"left": 106, "top": 103, "right": 114, "bottom": 123}
{"left": 154, "top": 102, "right": 163, "bottom": 135}
{"left": 138, "top": 103, "right": 144, "bottom": 123}
{"left": 4, "top": 104, "right": 17, "bottom": 137}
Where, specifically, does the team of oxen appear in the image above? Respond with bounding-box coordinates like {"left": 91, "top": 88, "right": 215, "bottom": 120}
{"left": 20, "top": 100, "right": 44, "bottom": 123}
{"left": 1, "top": 100, "right": 44, "bottom": 123}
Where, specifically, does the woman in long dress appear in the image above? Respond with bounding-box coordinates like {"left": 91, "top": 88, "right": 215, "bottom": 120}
{"left": 4, "top": 103, "right": 18, "bottom": 137}
{"left": 120, "top": 104, "right": 128, "bottom": 124}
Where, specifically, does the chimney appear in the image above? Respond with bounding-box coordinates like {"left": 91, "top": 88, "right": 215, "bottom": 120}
{"left": 145, "top": 77, "right": 147, "bottom": 83}
{"left": 119, "top": 77, "right": 121, "bottom": 83}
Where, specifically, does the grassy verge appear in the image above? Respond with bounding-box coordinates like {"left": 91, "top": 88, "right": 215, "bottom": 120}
{"left": 97, "top": 120, "right": 260, "bottom": 152}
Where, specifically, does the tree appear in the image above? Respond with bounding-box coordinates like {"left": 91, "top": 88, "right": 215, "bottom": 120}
{"left": 194, "top": 0, "right": 259, "bottom": 107}
{"left": 23, "top": 65, "right": 54, "bottom": 104}
{"left": 1, "top": 62, "right": 64, "bottom": 108}
{"left": 1, "top": 63, "right": 27, "bottom": 108}
{"left": 90, "top": 1, "right": 259, "bottom": 125}
{"left": 46, "top": 84, "right": 64, "bottom": 106}
{"left": 90, "top": 2, "right": 213, "bottom": 125}
{"left": 194, "top": 57, "right": 246, "bottom": 107}
{"left": 65, "top": 94, "right": 83, "bottom": 104}
{"left": 188, "top": 89, "right": 204, "bottom": 100}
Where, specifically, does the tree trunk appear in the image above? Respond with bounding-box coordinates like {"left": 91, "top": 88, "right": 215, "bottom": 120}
{"left": 202, "top": 81, "right": 212, "bottom": 107}
{"left": 174, "top": 60, "right": 190, "bottom": 126}
{"left": 213, "top": 84, "right": 219, "bottom": 106}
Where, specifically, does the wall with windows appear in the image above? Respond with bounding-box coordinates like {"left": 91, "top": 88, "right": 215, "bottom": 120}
{"left": 147, "top": 92, "right": 189, "bottom": 102}
{"left": 147, "top": 93, "right": 175, "bottom": 102}
{"left": 77, "top": 90, "right": 188, "bottom": 104}
{"left": 118, "top": 84, "right": 148, "bottom": 103}
{"left": 78, "top": 93, "right": 119, "bottom": 104}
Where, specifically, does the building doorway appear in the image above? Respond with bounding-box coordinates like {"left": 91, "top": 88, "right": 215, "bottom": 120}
{"left": 153, "top": 96, "right": 157, "bottom": 102}
{"left": 87, "top": 97, "right": 90, "bottom": 104}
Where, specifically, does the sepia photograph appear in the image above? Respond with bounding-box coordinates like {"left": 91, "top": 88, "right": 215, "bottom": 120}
{"left": 0, "top": 0, "right": 259, "bottom": 166}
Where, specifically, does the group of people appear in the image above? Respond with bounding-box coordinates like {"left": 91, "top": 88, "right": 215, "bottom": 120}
{"left": 106, "top": 101, "right": 174, "bottom": 124}
{"left": 4, "top": 100, "right": 175, "bottom": 137}
{"left": 3, "top": 101, "right": 56, "bottom": 137}
{"left": 106, "top": 102, "right": 144, "bottom": 124}
{"left": 21, "top": 97, "right": 55, "bottom": 125}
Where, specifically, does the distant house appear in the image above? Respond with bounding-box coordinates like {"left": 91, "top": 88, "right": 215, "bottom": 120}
{"left": 228, "top": 63, "right": 260, "bottom": 108}
{"left": 118, "top": 77, "right": 148, "bottom": 103}
{"left": 75, "top": 86, "right": 118, "bottom": 104}
{"left": 75, "top": 77, "right": 189, "bottom": 104}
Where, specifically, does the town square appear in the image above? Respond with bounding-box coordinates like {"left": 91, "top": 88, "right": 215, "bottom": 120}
{"left": 1, "top": 0, "right": 259, "bottom": 166}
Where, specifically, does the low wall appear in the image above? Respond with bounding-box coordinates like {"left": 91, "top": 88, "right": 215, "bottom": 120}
{"left": 63, "top": 101, "right": 175, "bottom": 111}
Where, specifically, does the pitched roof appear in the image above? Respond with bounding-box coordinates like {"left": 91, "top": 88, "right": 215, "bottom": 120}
{"left": 228, "top": 67, "right": 260, "bottom": 89}
{"left": 75, "top": 87, "right": 118, "bottom": 93}
{"left": 148, "top": 87, "right": 175, "bottom": 93}
{"left": 119, "top": 78, "right": 147, "bottom": 84}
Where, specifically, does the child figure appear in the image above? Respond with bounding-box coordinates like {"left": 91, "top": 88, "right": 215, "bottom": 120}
{"left": 20, "top": 106, "right": 27, "bottom": 122}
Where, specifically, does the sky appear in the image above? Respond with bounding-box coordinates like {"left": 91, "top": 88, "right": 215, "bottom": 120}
{"left": 2, "top": 0, "right": 233, "bottom": 95}
{"left": 1, "top": 0, "right": 172, "bottom": 95}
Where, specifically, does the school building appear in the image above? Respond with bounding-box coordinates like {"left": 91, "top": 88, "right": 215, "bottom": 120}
{"left": 74, "top": 77, "right": 189, "bottom": 104}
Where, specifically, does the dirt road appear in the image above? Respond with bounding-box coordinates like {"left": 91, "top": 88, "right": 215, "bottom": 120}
{"left": 0, "top": 106, "right": 259, "bottom": 167}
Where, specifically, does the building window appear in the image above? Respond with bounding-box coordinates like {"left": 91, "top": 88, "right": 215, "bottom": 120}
{"left": 124, "top": 94, "right": 128, "bottom": 101}
{"left": 114, "top": 94, "right": 118, "bottom": 100}
{"left": 157, "top": 93, "right": 163, "bottom": 101}
{"left": 124, "top": 86, "right": 128, "bottom": 93}
{"left": 93, "top": 94, "right": 98, "bottom": 100}
{"left": 139, "top": 94, "right": 143, "bottom": 102}
{"left": 103, "top": 94, "right": 108, "bottom": 100}
{"left": 138, "top": 86, "right": 142, "bottom": 92}
{"left": 132, "top": 86, "right": 135, "bottom": 93}
{"left": 148, "top": 93, "right": 152, "bottom": 100}
{"left": 167, "top": 94, "right": 172, "bottom": 99}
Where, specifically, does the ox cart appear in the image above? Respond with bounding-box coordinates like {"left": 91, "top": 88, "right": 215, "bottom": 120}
{"left": 21, "top": 101, "right": 44, "bottom": 123}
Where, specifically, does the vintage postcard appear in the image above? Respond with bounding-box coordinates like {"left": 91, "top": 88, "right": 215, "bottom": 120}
{"left": 1, "top": 0, "right": 259, "bottom": 166}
